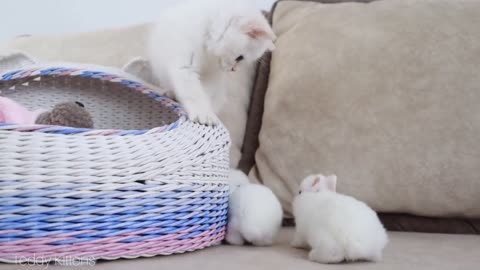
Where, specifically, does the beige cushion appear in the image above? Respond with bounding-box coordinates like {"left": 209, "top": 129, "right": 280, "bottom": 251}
{"left": 251, "top": 0, "right": 480, "bottom": 218}
{"left": 0, "top": 24, "right": 152, "bottom": 68}
{"left": 2, "top": 228, "right": 478, "bottom": 269}
{"left": 0, "top": 24, "right": 253, "bottom": 168}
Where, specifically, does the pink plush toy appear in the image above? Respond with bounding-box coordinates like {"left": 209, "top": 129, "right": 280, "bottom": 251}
{"left": 0, "top": 97, "right": 46, "bottom": 125}
{"left": 0, "top": 97, "right": 94, "bottom": 128}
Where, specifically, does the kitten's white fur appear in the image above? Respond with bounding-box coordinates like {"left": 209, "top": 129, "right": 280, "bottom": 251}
{"left": 292, "top": 174, "right": 388, "bottom": 264}
{"left": 226, "top": 169, "right": 283, "bottom": 246}
{"left": 148, "top": 0, "right": 275, "bottom": 125}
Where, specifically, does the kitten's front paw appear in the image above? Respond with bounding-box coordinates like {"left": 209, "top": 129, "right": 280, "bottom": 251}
{"left": 186, "top": 105, "right": 220, "bottom": 126}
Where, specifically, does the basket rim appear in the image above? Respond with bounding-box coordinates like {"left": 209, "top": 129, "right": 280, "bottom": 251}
{"left": 0, "top": 64, "right": 188, "bottom": 136}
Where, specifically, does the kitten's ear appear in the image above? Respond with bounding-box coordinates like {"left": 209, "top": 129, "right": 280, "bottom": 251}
{"left": 247, "top": 27, "right": 277, "bottom": 41}
{"left": 247, "top": 28, "right": 266, "bottom": 39}
{"left": 325, "top": 175, "right": 337, "bottom": 192}
{"left": 241, "top": 19, "right": 276, "bottom": 41}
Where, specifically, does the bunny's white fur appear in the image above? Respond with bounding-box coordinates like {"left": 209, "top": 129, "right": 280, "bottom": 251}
{"left": 226, "top": 169, "right": 283, "bottom": 246}
{"left": 227, "top": 169, "right": 250, "bottom": 194}
{"left": 292, "top": 174, "right": 388, "bottom": 264}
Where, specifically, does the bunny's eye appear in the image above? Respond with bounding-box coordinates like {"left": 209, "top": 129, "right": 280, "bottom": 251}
{"left": 298, "top": 191, "right": 302, "bottom": 195}
{"left": 235, "top": 55, "right": 244, "bottom": 62}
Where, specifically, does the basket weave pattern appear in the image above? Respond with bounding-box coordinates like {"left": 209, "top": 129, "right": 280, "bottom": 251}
{"left": 0, "top": 66, "right": 230, "bottom": 262}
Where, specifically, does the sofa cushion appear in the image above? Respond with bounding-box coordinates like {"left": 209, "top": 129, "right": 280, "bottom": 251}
{"left": 240, "top": 0, "right": 377, "bottom": 173}
{"left": 239, "top": 0, "right": 376, "bottom": 173}
{"left": 0, "top": 24, "right": 152, "bottom": 68}
{"left": 249, "top": 0, "right": 480, "bottom": 220}
{"left": 2, "top": 228, "right": 477, "bottom": 270}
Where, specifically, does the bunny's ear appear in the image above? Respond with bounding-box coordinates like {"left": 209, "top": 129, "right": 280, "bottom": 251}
{"left": 325, "top": 175, "right": 337, "bottom": 192}
{"left": 311, "top": 177, "right": 320, "bottom": 187}
{"left": 310, "top": 175, "right": 324, "bottom": 189}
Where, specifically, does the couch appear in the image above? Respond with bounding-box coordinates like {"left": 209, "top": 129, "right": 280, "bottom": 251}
{"left": 1, "top": 0, "right": 479, "bottom": 269}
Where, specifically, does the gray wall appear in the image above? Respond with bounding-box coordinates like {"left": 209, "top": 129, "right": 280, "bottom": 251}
{"left": 0, "top": 0, "right": 276, "bottom": 41}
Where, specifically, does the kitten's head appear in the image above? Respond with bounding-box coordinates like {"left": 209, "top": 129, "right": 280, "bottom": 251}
{"left": 298, "top": 174, "right": 337, "bottom": 195}
{"left": 208, "top": 11, "right": 276, "bottom": 72}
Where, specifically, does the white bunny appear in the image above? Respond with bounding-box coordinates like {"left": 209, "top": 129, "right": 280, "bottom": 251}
{"left": 292, "top": 174, "right": 388, "bottom": 264}
{"left": 226, "top": 169, "right": 283, "bottom": 246}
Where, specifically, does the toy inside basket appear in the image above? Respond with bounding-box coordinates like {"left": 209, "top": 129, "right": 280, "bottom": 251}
{"left": 0, "top": 66, "right": 188, "bottom": 131}
{"left": 0, "top": 65, "right": 230, "bottom": 263}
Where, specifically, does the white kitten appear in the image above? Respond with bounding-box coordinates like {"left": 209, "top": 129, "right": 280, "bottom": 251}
{"left": 148, "top": 0, "right": 276, "bottom": 125}
{"left": 292, "top": 174, "right": 388, "bottom": 264}
{"left": 226, "top": 169, "right": 283, "bottom": 246}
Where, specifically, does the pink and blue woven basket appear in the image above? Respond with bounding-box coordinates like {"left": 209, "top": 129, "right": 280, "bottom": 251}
{"left": 0, "top": 64, "right": 230, "bottom": 263}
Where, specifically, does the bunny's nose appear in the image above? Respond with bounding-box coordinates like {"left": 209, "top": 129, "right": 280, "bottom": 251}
{"left": 75, "top": 101, "right": 85, "bottom": 108}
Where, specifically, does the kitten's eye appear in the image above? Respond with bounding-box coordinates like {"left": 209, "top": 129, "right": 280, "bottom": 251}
{"left": 235, "top": 55, "right": 244, "bottom": 62}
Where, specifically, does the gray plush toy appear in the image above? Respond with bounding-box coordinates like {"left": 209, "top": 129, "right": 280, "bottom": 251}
{"left": 35, "top": 101, "right": 94, "bottom": 128}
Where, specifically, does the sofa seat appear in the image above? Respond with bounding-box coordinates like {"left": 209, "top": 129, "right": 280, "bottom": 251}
{"left": 3, "top": 228, "right": 478, "bottom": 270}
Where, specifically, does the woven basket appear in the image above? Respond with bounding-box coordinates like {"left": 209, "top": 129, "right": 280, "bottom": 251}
{"left": 0, "top": 65, "right": 230, "bottom": 263}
